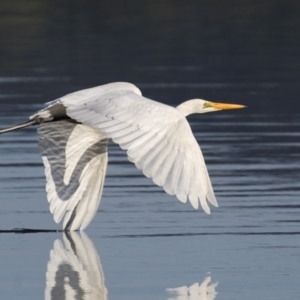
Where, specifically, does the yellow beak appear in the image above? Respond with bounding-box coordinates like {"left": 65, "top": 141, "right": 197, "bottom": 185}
{"left": 210, "top": 102, "right": 246, "bottom": 110}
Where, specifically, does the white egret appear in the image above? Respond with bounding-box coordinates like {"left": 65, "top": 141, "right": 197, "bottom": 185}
{"left": 0, "top": 82, "right": 245, "bottom": 230}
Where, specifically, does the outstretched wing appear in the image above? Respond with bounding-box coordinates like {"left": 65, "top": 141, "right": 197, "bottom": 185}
{"left": 38, "top": 119, "right": 108, "bottom": 230}
{"left": 60, "top": 88, "right": 218, "bottom": 213}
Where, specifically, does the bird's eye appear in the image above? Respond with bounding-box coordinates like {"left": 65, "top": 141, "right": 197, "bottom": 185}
{"left": 203, "top": 102, "right": 212, "bottom": 108}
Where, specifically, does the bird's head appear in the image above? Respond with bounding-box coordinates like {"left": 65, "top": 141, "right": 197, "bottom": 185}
{"left": 200, "top": 99, "right": 246, "bottom": 113}
{"left": 177, "top": 99, "right": 246, "bottom": 116}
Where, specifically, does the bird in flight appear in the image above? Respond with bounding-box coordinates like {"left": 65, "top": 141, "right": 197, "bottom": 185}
{"left": 0, "top": 82, "right": 245, "bottom": 231}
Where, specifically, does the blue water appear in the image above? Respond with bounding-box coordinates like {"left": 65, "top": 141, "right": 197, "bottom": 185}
{"left": 0, "top": 1, "right": 300, "bottom": 299}
{"left": 1, "top": 107, "right": 300, "bottom": 299}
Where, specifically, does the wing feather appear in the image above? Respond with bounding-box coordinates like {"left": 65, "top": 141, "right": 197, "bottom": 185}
{"left": 134, "top": 135, "right": 164, "bottom": 170}
{"left": 137, "top": 136, "right": 167, "bottom": 176}
{"left": 38, "top": 120, "right": 108, "bottom": 230}
{"left": 61, "top": 89, "right": 218, "bottom": 213}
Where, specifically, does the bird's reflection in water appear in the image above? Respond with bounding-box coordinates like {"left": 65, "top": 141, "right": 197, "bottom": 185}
{"left": 166, "top": 276, "right": 218, "bottom": 300}
{"left": 45, "top": 231, "right": 107, "bottom": 300}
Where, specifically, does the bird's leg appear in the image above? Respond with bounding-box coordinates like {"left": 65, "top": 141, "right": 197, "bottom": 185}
{"left": 0, "top": 117, "right": 53, "bottom": 134}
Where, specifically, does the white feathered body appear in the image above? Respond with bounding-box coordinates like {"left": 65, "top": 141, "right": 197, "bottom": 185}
{"left": 31, "top": 82, "right": 218, "bottom": 230}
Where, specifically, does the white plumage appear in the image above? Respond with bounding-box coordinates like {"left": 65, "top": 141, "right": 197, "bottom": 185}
{"left": 61, "top": 89, "right": 217, "bottom": 212}
{"left": 2, "top": 82, "right": 245, "bottom": 230}
{"left": 38, "top": 120, "right": 108, "bottom": 230}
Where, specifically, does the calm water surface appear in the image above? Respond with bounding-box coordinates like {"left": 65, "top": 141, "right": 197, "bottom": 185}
{"left": 0, "top": 1, "right": 300, "bottom": 299}
{"left": 0, "top": 107, "right": 299, "bottom": 300}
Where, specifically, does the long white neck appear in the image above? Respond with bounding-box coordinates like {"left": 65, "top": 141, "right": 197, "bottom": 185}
{"left": 176, "top": 99, "right": 204, "bottom": 117}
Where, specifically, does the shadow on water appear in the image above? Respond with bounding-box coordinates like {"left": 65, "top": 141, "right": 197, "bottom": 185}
{"left": 166, "top": 277, "right": 218, "bottom": 300}
{"left": 44, "top": 232, "right": 218, "bottom": 300}
{"left": 45, "top": 232, "right": 107, "bottom": 300}
{"left": 0, "top": 228, "right": 63, "bottom": 233}
{"left": 2, "top": 228, "right": 300, "bottom": 236}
